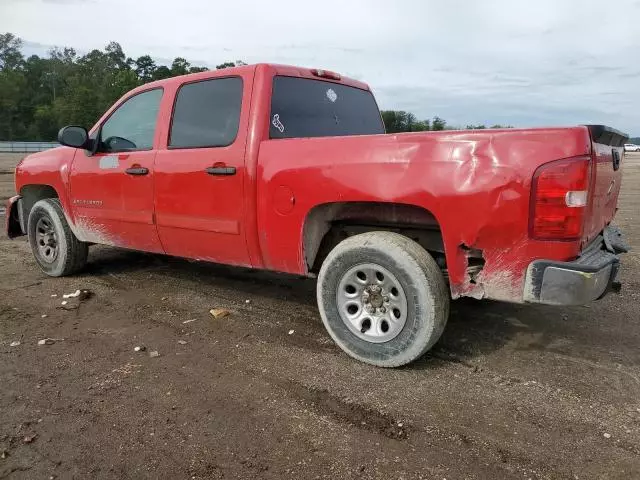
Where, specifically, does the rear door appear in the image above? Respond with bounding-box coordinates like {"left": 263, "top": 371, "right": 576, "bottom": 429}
{"left": 583, "top": 125, "right": 626, "bottom": 245}
{"left": 153, "top": 74, "right": 253, "bottom": 266}
{"left": 69, "top": 88, "right": 164, "bottom": 252}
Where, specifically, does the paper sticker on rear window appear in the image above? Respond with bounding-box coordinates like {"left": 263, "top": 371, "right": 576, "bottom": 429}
{"left": 326, "top": 88, "right": 337, "bottom": 103}
{"left": 272, "top": 113, "right": 285, "bottom": 133}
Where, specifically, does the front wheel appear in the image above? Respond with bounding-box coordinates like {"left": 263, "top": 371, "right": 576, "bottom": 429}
{"left": 27, "top": 198, "right": 88, "bottom": 277}
{"left": 317, "top": 231, "right": 450, "bottom": 367}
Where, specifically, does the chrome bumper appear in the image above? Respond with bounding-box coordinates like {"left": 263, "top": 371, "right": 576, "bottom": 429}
{"left": 524, "top": 226, "right": 628, "bottom": 306}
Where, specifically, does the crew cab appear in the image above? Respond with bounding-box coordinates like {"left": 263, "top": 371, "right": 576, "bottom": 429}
{"left": 5, "top": 64, "right": 629, "bottom": 367}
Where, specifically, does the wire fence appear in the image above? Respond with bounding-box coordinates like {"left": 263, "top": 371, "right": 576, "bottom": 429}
{"left": 0, "top": 141, "right": 59, "bottom": 153}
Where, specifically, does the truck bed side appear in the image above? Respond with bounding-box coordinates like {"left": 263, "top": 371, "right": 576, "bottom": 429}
{"left": 256, "top": 127, "right": 593, "bottom": 302}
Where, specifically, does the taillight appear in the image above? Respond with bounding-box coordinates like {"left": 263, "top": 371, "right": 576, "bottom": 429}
{"left": 530, "top": 156, "right": 592, "bottom": 240}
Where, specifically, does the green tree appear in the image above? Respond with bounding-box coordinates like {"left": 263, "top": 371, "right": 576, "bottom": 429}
{"left": 381, "top": 111, "right": 410, "bottom": 133}
{"left": 152, "top": 65, "right": 172, "bottom": 81}
{"left": 134, "top": 55, "right": 157, "bottom": 83}
{"left": 382, "top": 111, "right": 433, "bottom": 133}
{"left": 0, "top": 69, "right": 27, "bottom": 138}
{"left": 0, "top": 33, "right": 23, "bottom": 70}
{"left": 105, "top": 42, "right": 128, "bottom": 70}
{"left": 216, "top": 61, "right": 236, "bottom": 70}
{"left": 431, "top": 116, "right": 446, "bottom": 131}
{"left": 411, "top": 120, "right": 430, "bottom": 132}
{"left": 170, "top": 57, "right": 191, "bottom": 76}
{"left": 0, "top": 33, "right": 216, "bottom": 140}
{"left": 2, "top": 32, "right": 517, "bottom": 141}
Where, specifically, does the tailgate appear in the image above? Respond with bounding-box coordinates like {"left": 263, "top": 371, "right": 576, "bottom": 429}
{"left": 582, "top": 125, "right": 628, "bottom": 245}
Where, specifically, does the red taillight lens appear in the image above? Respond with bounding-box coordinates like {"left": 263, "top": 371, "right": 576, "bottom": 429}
{"left": 530, "top": 156, "right": 592, "bottom": 240}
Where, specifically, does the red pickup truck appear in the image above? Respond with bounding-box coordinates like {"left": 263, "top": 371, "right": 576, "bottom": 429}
{"left": 6, "top": 64, "right": 629, "bottom": 367}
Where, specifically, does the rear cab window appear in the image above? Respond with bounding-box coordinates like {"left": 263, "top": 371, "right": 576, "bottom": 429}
{"left": 270, "top": 76, "right": 384, "bottom": 139}
{"left": 169, "top": 77, "right": 243, "bottom": 149}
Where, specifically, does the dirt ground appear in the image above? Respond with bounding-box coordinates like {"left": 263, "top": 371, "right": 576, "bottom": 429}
{"left": 1, "top": 151, "right": 639, "bottom": 480}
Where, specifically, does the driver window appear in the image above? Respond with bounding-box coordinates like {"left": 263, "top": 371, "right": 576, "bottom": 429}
{"left": 100, "top": 88, "right": 163, "bottom": 152}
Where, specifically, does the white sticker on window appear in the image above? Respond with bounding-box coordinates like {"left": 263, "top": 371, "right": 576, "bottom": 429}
{"left": 326, "top": 88, "right": 338, "bottom": 103}
{"left": 272, "top": 114, "right": 285, "bottom": 133}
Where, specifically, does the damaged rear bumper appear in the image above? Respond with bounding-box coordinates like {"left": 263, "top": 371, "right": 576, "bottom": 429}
{"left": 524, "top": 226, "right": 628, "bottom": 306}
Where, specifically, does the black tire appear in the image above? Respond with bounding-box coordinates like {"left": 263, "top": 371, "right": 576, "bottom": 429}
{"left": 317, "top": 231, "right": 449, "bottom": 367}
{"left": 27, "top": 198, "right": 88, "bottom": 277}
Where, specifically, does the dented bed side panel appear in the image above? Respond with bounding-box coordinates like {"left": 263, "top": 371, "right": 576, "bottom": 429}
{"left": 258, "top": 127, "right": 592, "bottom": 302}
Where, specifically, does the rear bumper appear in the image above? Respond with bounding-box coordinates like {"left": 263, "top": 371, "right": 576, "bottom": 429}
{"left": 524, "top": 226, "right": 628, "bottom": 306}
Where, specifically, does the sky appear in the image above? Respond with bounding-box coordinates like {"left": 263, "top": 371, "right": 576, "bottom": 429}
{"left": 2, "top": 0, "right": 640, "bottom": 135}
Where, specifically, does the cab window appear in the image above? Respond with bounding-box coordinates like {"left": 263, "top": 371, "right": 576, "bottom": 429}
{"left": 100, "top": 88, "right": 163, "bottom": 152}
{"left": 169, "top": 77, "right": 243, "bottom": 149}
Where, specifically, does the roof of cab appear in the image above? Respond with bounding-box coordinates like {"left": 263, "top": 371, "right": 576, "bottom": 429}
{"left": 135, "top": 63, "right": 370, "bottom": 92}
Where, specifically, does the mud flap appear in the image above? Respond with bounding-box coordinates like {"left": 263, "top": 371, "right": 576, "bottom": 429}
{"left": 5, "top": 196, "right": 25, "bottom": 239}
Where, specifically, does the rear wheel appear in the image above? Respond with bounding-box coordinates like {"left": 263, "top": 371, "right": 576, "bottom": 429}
{"left": 317, "top": 231, "right": 449, "bottom": 367}
{"left": 28, "top": 199, "right": 88, "bottom": 277}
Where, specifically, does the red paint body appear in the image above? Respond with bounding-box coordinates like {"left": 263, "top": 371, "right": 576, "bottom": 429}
{"left": 11, "top": 64, "right": 624, "bottom": 302}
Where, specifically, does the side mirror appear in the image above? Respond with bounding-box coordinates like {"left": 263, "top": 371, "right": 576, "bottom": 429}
{"left": 102, "top": 136, "right": 137, "bottom": 152}
{"left": 58, "top": 126, "right": 89, "bottom": 149}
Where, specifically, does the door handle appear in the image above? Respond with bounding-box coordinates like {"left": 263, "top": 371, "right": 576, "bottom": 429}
{"left": 125, "top": 166, "right": 149, "bottom": 176}
{"left": 205, "top": 166, "right": 236, "bottom": 176}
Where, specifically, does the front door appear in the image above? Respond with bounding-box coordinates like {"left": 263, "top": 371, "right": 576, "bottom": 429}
{"left": 154, "top": 75, "right": 252, "bottom": 266}
{"left": 69, "top": 88, "right": 164, "bottom": 253}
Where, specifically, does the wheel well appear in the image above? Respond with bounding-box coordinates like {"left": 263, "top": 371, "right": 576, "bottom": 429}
{"left": 303, "top": 202, "right": 447, "bottom": 274}
{"left": 19, "top": 184, "right": 59, "bottom": 222}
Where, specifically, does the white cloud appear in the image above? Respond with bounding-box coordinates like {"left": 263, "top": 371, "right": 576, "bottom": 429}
{"left": 2, "top": 0, "right": 639, "bottom": 133}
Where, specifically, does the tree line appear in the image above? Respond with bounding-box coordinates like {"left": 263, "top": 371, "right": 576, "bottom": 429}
{"left": 0, "top": 33, "right": 237, "bottom": 141}
{"left": 380, "top": 110, "right": 510, "bottom": 132}
{"left": 1, "top": 32, "right": 509, "bottom": 141}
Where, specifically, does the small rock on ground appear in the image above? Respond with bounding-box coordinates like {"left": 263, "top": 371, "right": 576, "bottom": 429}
{"left": 210, "top": 308, "right": 230, "bottom": 319}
